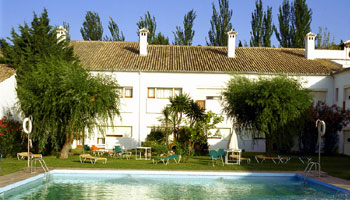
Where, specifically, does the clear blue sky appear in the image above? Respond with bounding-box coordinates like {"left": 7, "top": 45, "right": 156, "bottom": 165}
{"left": 1, "top": 0, "right": 349, "bottom": 46}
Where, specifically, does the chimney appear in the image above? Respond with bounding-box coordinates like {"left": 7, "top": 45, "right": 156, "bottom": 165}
{"left": 56, "top": 26, "right": 67, "bottom": 43}
{"left": 304, "top": 32, "right": 317, "bottom": 59}
{"left": 345, "top": 40, "right": 350, "bottom": 59}
{"left": 227, "top": 29, "right": 238, "bottom": 58}
{"left": 139, "top": 28, "right": 149, "bottom": 56}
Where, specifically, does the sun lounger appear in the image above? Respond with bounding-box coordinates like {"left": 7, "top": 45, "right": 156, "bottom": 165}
{"left": 79, "top": 154, "right": 107, "bottom": 164}
{"left": 152, "top": 154, "right": 181, "bottom": 165}
{"left": 278, "top": 155, "right": 312, "bottom": 164}
{"left": 17, "top": 152, "right": 33, "bottom": 160}
{"left": 255, "top": 155, "right": 288, "bottom": 164}
{"left": 230, "top": 155, "right": 251, "bottom": 164}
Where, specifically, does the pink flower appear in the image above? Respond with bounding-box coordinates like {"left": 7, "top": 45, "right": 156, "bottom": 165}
{"left": 0, "top": 133, "right": 3, "bottom": 136}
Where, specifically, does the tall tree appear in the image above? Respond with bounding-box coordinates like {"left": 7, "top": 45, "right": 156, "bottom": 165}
{"left": 316, "top": 26, "right": 340, "bottom": 49}
{"left": 136, "top": 11, "right": 156, "bottom": 43}
{"left": 136, "top": 11, "right": 169, "bottom": 45}
{"left": 62, "top": 21, "right": 70, "bottom": 41}
{"left": 80, "top": 11, "right": 103, "bottom": 41}
{"left": 262, "top": 6, "right": 274, "bottom": 47}
{"left": 104, "top": 16, "right": 125, "bottom": 41}
{"left": 207, "top": 0, "right": 233, "bottom": 46}
{"left": 173, "top": 9, "right": 197, "bottom": 45}
{"left": 223, "top": 75, "right": 312, "bottom": 153}
{"left": 250, "top": 0, "right": 263, "bottom": 47}
{"left": 275, "top": 0, "right": 292, "bottom": 47}
{"left": 250, "top": 0, "right": 274, "bottom": 47}
{"left": 1, "top": 9, "right": 120, "bottom": 158}
{"left": 291, "top": 0, "right": 312, "bottom": 48}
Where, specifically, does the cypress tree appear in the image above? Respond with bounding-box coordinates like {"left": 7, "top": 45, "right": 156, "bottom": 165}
{"left": 275, "top": 0, "right": 292, "bottom": 47}
{"left": 262, "top": 6, "right": 274, "bottom": 47}
{"left": 250, "top": 0, "right": 264, "bottom": 47}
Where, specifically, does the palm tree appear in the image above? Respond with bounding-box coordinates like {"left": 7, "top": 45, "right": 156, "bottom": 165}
{"left": 161, "top": 106, "right": 171, "bottom": 146}
{"left": 169, "top": 93, "right": 191, "bottom": 141}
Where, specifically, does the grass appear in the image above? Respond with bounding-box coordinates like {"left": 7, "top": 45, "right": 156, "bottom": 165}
{"left": 1, "top": 152, "right": 349, "bottom": 180}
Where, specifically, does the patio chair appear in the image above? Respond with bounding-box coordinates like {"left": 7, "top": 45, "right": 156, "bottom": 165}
{"left": 209, "top": 150, "right": 224, "bottom": 166}
{"left": 217, "top": 149, "right": 226, "bottom": 160}
{"left": 255, "top": 155, "right": 288, "bottom": 164}
{"left": 79, "top": 154, "right": 107, "bottom": 164}
{"left": 113, "top": 146, "right": 123, "bottom": 158}
{"left": 83, "top": 145, "right": 90, "bottom": 152}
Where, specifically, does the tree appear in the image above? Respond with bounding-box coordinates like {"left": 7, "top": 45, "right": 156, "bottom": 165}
{"left": 223, "top": 75, "right": 312, "bottom": 153}
{"left": 62, "top": 21, "right": 70, "bottom": 41}
{"left": 80, "top": 11, "right": 103, "bottom": 41}
{"left": 316, "top": 27, "right": 340, "bottom": 50}
{"left": 1, "top": 9, "right": 120, "bottom": 158}
{"left": 103, "top": 16, "right": 125, "bottom": 41}
{"left": 161, "top": 106, "right": 172, "bottom": 147}
{"left": 275, "top": 0, "right": 292, "bottom": 48}
{"left": 291, "top": 0, "right": 312, "bottom": 48}
{"left": 250, "top": 0, "right": 263, "bottom": 47}
{"left": 262, "top": 6, "right": 274, "bottom": 47}
{"left": 169, "top": 93, "right": 191, "bottom": 141}
{"left": 207, "top": 0, "right": 233, "bottom": 46}
{"left": 136, "top": 11, "right": 156, "bottom": 43}
{"left": 173, "top": 9, "right": 197, "bottom": 45}
{"left": 152, "top": 33, "right": 169, "bottom": 45}
{"left": 136, "top": 11, "right": 169, "bottom": 45}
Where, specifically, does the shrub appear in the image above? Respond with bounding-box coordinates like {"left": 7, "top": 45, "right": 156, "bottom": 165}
{"left": 0, "top": 115, "right": 25, "bottom": 157}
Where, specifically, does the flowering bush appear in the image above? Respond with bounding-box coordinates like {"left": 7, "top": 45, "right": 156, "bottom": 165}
{"left": 0, "top": 115, "right": 25, "bottom": 157}
{"left": 300, "top": 101, "right": 350, "bottom": 155}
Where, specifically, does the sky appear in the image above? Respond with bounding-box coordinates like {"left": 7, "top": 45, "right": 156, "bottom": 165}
{"left": 1, "top": 0, "right": 349, "bottom": 47}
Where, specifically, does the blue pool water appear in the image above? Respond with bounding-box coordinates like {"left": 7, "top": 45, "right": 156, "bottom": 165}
{"left": 1, "top": 170, "right": 349, "bottom": 200}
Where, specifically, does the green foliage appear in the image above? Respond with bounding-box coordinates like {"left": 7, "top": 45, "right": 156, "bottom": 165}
{"left": 104, "top": 16, "right": 125, "bottom": 41}
{"left": 207, "top": 0, "right": 233, "bottom": 46}
{"left": 17, "top": 58, "right": 120, "bottom": 153}
{"left": 223, "top": 75, "right": 312, "bottom": 153}
{"left": 152, "top": 33, "right": 169, "bottom": 45}
{"left": 146, "top": 127, "right": 166, "bottom": 143}
{"left": 173, "top": 9, "right": 197, "bottom": 45}
{"left": 262, "top": 6, "right": 274, "bottom": 47}
{"left": 80, "top": 11, "right": 103, "bottom": 41}
{"left": 0, "top": 115, "right": 25, "bottom": 157}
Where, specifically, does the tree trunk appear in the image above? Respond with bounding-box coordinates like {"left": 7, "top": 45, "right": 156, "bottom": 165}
{"left": 265, "top": 134, "right": 273, "bottom": 155}
{"left": 59, "top": 134, "right": 74, "bottom": 159}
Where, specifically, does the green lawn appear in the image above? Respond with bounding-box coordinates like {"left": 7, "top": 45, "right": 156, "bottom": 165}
{"left": 1, "top": 152, "right": 349, "bottom": 180}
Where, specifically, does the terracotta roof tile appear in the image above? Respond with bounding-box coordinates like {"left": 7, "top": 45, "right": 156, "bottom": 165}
{"left": 71, "top": 41, "right": 341, "bottom": 75}
{"left": 0, "top": 64, "right": 15, "bottom": 83}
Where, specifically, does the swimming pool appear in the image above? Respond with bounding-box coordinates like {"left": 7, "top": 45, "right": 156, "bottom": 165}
{"left": 1, "top": 170, "right": 349, "bottom": 199}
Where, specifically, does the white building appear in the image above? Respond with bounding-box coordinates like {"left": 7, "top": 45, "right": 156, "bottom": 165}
{"left": 1, "top": 30, "right": 350, "bottom": 154}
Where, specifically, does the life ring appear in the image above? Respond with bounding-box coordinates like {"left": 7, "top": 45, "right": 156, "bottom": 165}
{"left": 23, "top": 117, "right": 32, "bottom": 134}
{"left": 317, "top": 120, "right": 326, "bottom": 137}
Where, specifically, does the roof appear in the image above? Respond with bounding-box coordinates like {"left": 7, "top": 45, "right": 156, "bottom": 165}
{"left": 0, "top": 64, "right": 15, "bottom": 83}
{"left": 73, "top": 41, "right": 342, "bottom": 75}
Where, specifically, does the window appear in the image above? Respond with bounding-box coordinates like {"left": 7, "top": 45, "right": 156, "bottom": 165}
{"left": 196, "top": 100, "right": 205, "bottom": 110}
{"left": 336, "top": 88, "right": 339, "bottom": 102}
{"left": 118, "top": 87, "right": 133, "bottom": 98}
{"left": 206, "top": 96, "right": 222, "bottom": 100}
{"left": 103, "top": 126, "right": 132, "bottom": 137}
{"left": 147, "top": 88, "right": 182, "bottom": 99}
{"left": 310, "top": 91, "right": 327, "bottom": 103}
{"left": 345, "top": 88, "right": 350, "bottom": 101}
{"left": 97, "top": 138, "right": 105, "bottom": 144}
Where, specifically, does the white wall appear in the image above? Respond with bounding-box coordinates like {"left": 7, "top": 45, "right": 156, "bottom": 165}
{"left": 0, "top": 75, "right": 19, "bottom": 119}
{"left": 83, "top": 71, "right": 331, "bottom": 152}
